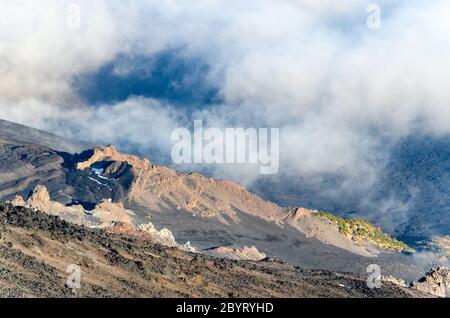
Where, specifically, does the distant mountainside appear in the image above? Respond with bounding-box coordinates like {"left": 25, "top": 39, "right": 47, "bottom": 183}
{"left": 0, "top": 119, "right": 90, "bottom": 154}
{"left": 0, "top": 119, "right": 445, "bottom": 282}
{"left": 377, "top": 135, "right": 450, "bottom": 239}
{"left": 254, "top": 135, "right": 450, "bottom": 242}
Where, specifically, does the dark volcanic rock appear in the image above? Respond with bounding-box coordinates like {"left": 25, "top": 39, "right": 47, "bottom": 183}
{"left": 0, "top": 203, "right": 430, "bottom": 298}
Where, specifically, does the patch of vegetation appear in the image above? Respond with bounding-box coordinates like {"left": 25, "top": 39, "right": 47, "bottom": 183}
{"left": 317, "top": 211, "right": 414, "bottom": 253}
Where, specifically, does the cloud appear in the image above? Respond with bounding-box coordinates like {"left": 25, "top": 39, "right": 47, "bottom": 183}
{"left": 0, "top": 97, "right": 186, "bottom": 162}
{"left": 1, "top": 0, "right": 450, "bottom": 232}
{"left": 0, "top": 0, "right": 120, "bottom": 103}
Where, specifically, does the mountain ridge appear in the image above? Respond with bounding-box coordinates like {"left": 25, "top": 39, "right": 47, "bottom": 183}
{"left": 0, "top": 119, "right": 444, "bottom": 282}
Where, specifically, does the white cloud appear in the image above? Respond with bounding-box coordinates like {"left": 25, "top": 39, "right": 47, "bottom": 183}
{"left": 1, "top": 0, "right": 450, "bottom": 198}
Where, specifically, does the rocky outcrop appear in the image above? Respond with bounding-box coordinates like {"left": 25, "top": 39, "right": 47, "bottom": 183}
{"left": 106, "top": 222, "right": 152, "bottom": 240}
{"left": 76, "top": 145, "right": 152, "bottom": 171}
{"left": 106, "top": 221, "right": 196, "bottom": 251}
{"left": 91, "top": 199, "right": 134, "bottom": 227}
{"left": 381, "top": 275, "right": 409, "bottom": 288}
{"left": 75, "top": 146, "right": 284, "bottom": 225}
{"left": 208, "top": 246, "right": 267, "bottom": 261}
{"left": 25, "top": 185, "right": 87, "bottom": 225}
{"left": 27, "top": 185, "right": 52, "bottom": 212}
{"left": 136, "top": 222, "right": 196, "bottom": 251}
{"left": 13, "top": 185, "right": 134, "bottom": 227}
{"left": 10, "top": 195, "right": 26, "bottom": 207}
{"left": 411, "top": 267, "right": 450, "bottom": 297}
{"left": 72, "top": 145, "right": 418, "bottom": 271}
{"left": 138, "top": 222, "right": 177, "bottom": 247}
{"left": 13, "top": 185, "right": 192, "bottom": 250}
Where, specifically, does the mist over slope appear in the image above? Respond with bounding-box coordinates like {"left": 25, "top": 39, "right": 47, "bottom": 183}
{"left": 253, "top": 134, "right": 450, "bottom": 240}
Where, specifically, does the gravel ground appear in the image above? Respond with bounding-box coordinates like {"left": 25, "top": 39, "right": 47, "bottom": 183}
{"left": 0, "top": 203, "right": 429, "bottom": 298}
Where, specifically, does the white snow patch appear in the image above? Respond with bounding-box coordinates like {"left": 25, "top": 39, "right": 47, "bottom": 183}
{"left": 91, "top": 168, "right": 110, "bottom": 180}
{"left": 88, "top": 177, "right": 112, "bottom": 190}
{"left": 88, "top": 176, "right": 103, "bottom": 185}
{"left": 92, "top": 168, "right": 104, "bottom": 175}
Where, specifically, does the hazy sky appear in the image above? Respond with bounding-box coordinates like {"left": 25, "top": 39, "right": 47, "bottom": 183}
{"left": 1, "top": 1, "right": 450, "bottom": 222}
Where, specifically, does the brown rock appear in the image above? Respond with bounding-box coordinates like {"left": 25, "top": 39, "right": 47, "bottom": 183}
{"left": 11, "top": 195, "right": 26, "bottom": 207}
{"left": 411, "top": 268, "right": 450, "bottom": 297}
{"left": 75, "top": 146, "right": 284, "bottom": 225}
{"left": 210, "top": 245, "right": 267, "bottom": 261}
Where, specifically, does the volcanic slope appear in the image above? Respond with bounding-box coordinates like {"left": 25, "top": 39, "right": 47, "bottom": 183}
{"left": 0, "top": 202, "right": 430, "bottom": 298}
{"left": 0, "top": 119, "right": 440, "bottom": 281}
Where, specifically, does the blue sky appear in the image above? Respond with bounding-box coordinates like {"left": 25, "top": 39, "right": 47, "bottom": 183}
{"left": 74, "top": 50, "right": 220, "bottom": 107}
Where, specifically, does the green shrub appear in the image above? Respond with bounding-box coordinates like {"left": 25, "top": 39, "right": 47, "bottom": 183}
{"left": 317, "top": 211, "right": 413, "bottom": 252}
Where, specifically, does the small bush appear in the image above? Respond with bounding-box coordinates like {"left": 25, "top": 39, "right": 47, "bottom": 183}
{"left": 317, "top": 211, "right": 413, "bottom": 252}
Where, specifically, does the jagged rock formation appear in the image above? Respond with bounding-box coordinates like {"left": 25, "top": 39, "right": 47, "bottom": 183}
{"left": 90, "top": 199, "right": 134, "bottom": 227}
{"left": 105, "top": 221, "right": 195, "bottom": 251}
{"left": 76, "top": 145, "right": 152, "bottom": 171}
{"left": 0, "top": 202, "right": 431, "bottom": 298}
{"left": 106, "top": 222, "right": 151, "bottom": 239}
{"left": 75, "top": 145, "right": 283, "bottom": 225}
{"left": 12, "top": 185, "right": 133, "bottom": 227}
{"left": 12, "top": 185, "right": 192, "bottom": 251}
{"left": 208, "top": 246, "right": 267, "bottom": 261}
{"left": 411, "top": 268, "right": 450, "bottom": 298}
{"left": 138, "top": 222, "right": 177, "bottom": 246}
{"left": 380, "top": 269, "right": 450, "bottom": 298}
{"left": 25, "top": 185, "right": 87, "bottom": 225}
{"left": 381, "top": 276, "right": 409, "bottom": 288}
{"left": 11, "top": 195, "right": 26, "bottom": 207}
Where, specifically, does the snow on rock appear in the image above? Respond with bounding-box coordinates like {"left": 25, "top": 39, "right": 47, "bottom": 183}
{"left": 92, "top": 167, "right": 104, "bottom": 175}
